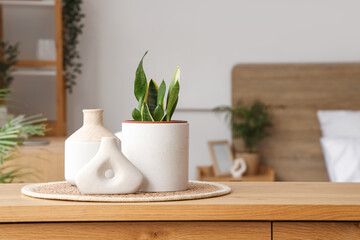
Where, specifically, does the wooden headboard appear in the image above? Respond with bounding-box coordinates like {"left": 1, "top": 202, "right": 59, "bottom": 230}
{"left": 232, "top": 63, "right": 360, "bottom": 181}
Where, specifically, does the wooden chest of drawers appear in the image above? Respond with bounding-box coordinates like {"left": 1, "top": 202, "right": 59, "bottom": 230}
{"left": 1, "top": 182, "right": 360, "bottom": 239}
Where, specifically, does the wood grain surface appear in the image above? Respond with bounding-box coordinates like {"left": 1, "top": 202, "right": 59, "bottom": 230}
{"left": 232, "top": 63, "right": 360, "bottom": 181}
{"left": 0, "top": 222, "right": 270, "bottom": 240}
{"left": 1, "top": 182, "right": 360, "bottom": 222}
{"left": 273, "top": 222, "right": 360, "bottom": 240}
{"left": 54, "top": 0, "right": 66, "bottom": 136}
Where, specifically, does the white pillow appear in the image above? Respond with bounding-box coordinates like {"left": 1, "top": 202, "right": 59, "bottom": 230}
{"left": 320, "top": 137, "right": 360, "bottom": 182}
{"left": 317, "top": 110, "right": 360, "bottom": 138}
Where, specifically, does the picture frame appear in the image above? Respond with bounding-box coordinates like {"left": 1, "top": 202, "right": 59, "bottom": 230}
{"left": 207, "top": 140, "right": 234, "bottom": 177}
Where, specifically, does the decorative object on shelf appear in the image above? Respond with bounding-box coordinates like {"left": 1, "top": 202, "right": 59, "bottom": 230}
{"left": 62, "top": 0, "right": 85, "bottom": 93}
{"left": 21, "top": 180, "right": 231, "bottom": 202}
{"left": 75, "top": 137, "right": 143, "bottom": 194}
{"left": 214, "top": 100, "right": 276, "bottom": 175}
{"left": 117, "top": 120, "right": 189, "bottom": 192}
{"left": 36, "top": 39, "right": 56, "bottom": 61}
{"left": 65, "top": 109, "right": 118, "bottom": 185}
{"left": 0, "top": 40, "right": 19, "bottom": 88}
{"left": 0, "top": 89, "right": 47, "bottom": 183}
{"left": 132, "top": 51, "right": 180, "bottom": 122}
{"left": 207, "top": 140, "right": 234, "bottom": 177}
{"left": 230, "top": 158, "right": 247, "bottom": 179}
{"left": 235, "top": 152, "right": 259, "bottom": 175}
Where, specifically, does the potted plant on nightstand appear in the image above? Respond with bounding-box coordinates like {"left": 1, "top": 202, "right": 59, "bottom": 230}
{"left": 118, "top": 51, "right": 189, "bottom": 192}
{"left": 214, "top": 100, "right": 274, "bottom": 175}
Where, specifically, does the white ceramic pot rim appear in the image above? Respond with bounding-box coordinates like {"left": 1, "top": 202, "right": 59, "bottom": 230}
{"left": 123, "top": 120, "right": 187, "bottom": 124}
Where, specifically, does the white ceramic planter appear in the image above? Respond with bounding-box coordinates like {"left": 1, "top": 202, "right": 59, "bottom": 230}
{"left": 65, "top": 109, "right": 118, "bottom": 185}
{"left": 117, "top": 120, "right": 189, "bottom": 192}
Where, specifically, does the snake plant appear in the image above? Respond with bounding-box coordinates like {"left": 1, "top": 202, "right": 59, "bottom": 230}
{"left": 132, "top": 51, "right": 180, "bottom": 122}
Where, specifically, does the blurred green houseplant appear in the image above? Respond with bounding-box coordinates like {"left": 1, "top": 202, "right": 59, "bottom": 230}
{"left": 62, "top": 0, "right": 85, "bottom": 93}
{"left": 0, "top": 40, "right": 19, "bottom": 89}
{"left": 214, "top": 100, "right": 274, "bottom": 153}
{"left": 132, "top": 51, "right": 180, "bottom": 122}
{"left": 0, "top": 89, "right": 47, "bottom": 183}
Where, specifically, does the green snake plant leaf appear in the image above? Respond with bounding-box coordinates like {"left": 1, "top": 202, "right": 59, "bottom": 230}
{"left": 132, "top": 108, "right": 142, "bottom": 121}
{"left": 146, "top": 79, "right": 158, "bottom": 115}
{"left": 168, "top": 97, "right": 178, "bottom": 121}
{"left": 167, "top": 66, "right": 180, "bottom": 104}
{"left": 141, "top": 102, "right": 154, "bottom": 122}
{"left": 153, "top": 104, "right": 164, "bottom": 121}
{"left": 166, "top": 80, "right": 180, "bottom": 121}
{"left": 157, "top": 80, "right": 166, "bottom": 107}
{"left": 134, "top": 51, "right": 148, "bottom": 109}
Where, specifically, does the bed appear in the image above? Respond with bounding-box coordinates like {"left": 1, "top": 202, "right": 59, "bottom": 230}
{"left": 232, "top": 63, "right": 360, "bottom": 181}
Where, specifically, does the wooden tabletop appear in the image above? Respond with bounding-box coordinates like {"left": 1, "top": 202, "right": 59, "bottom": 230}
{"left": 1, "top": 182, "right": 360, "bottom": 222}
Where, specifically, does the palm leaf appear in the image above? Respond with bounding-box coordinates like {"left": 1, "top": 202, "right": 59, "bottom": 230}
{"left": 0, "top": 89, "right": 47, "bottom": 181}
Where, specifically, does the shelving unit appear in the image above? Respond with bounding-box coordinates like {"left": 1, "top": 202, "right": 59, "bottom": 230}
{"left": 0, "top": 0, "right": 54, "bottom": 7}
{"left": 16, "top": 60, "right": 57, "bottom": 67}
{"left": 12, "top": 67, "right": 56, "bottom": 76}
{"left": 0, "top": 0, "right": 66, "bottom": 136}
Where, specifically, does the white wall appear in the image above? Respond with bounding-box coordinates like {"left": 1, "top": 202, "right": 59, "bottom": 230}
{"left": 5, "top": 0, "right": 360, "bottom": 179}
{"left": 68, "top": 0, "right": 360, "bottom": 179}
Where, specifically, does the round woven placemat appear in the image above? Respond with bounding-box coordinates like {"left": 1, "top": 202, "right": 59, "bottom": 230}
{"left": 21, "top": 181, "right": 231, "bottom": 202}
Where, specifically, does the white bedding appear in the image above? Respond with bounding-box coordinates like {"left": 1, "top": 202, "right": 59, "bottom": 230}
{"left": 320, "top": 138, "right": 360, "bottom": 182}
{"left": 318, "top": 110, "right": 360, "bottom": 182}
{"left": 317, "top": 110, "right": 360, "bottom": 138}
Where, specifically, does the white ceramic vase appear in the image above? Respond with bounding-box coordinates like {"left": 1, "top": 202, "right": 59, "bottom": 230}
{"left": 65, "top": 109, "right": 118, "bottom": 184}
{"left": 117, "top": 121, "right": 189, "bottom": 192}
{"left": 231, "top": 158, "right": 247, "bottom": 178}
{"left": 75, "top": 137, "right": 144, "bottom": 194}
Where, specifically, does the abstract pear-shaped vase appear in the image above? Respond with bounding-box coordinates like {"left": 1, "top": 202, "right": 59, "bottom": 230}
{"left": 65, "top": 109, "right": 118, "bottom": 184}
{"left": 75, "top": 137, "right": 144, "bottom": 194}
